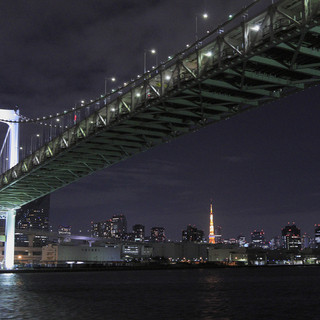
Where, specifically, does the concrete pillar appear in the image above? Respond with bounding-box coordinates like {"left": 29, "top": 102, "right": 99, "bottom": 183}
{"left": 0, "top": 109, "right": 19, "bottom": 270}
{"left": 4, "top": 210, "right": 16, "bottom": 270}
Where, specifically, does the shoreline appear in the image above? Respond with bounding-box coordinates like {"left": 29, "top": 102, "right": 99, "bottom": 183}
{"left": 0, "top": 262, "right": 319, "bottom": 274}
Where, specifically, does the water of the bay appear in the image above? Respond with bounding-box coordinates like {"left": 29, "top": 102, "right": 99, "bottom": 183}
{"left": 0, "top": 266, "right": 319, "bottom": 320}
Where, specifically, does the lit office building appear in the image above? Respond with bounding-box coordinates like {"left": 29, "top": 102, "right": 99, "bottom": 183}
{"left": 16, "top": 195, "right": 50, "bottom": 231}
{"left": 132, "top": 224, "right": 145, "bottom": 242}
{"left": 111, "top": 215, "right": 127, "bottom": 239}
{"left": 281, "top": 223, "right": 301, "bottom": 250}
{"left": 182, "top": 225, "right": 204, "bottom": 242}
{"left": 315, "top": 224, "right": 320, "bottom": 247}
{"left": 151, "top": 227, "right": 166, "bottom": 242}
{"left": 91, "top": 220, "right": 112, "bottom": 238}
{"left": 215, "top": 225, "right": 223, "bottom": 243}
{"left": 237, "top": 235, "right": 246, "bottom": 247}
{"left": 270, "top": 236, "right": 281, "bottom": 250}
{"left": 250, "top": 230, "right": 265, "bottom": 248}
{"left": 301, "top": 233, "right": 311, "bottom": 249}
{"left": 15, "top": 195, "right": 50, "bottom": 247}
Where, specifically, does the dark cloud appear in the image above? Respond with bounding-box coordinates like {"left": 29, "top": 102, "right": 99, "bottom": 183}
{"left": 0, "top": 0, "right": 319, "bottom": 240}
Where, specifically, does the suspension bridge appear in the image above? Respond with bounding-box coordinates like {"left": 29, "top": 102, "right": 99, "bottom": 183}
{"left": 1, "top": 0, "right": 320, "bottom": 269}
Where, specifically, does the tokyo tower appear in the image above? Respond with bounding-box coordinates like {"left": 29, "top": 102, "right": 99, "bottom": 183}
{"left": 209, "top": 201, "right": 215, "bottom": 244}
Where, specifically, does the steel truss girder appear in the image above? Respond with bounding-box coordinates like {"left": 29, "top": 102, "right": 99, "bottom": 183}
{"left": 1, "top": 0, "right": 320, "bottom": 210}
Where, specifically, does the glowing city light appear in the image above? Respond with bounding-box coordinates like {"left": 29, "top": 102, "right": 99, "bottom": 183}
{"left": 209, "top": 201, "right": 215, "bottom": 244}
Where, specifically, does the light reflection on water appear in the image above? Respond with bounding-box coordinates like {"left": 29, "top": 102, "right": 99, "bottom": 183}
{"left": 0, "top": 267, "right": 319, "bottom": 320}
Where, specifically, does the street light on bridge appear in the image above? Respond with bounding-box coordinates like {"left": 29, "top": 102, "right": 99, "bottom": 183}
{"left": 105, "top": 77, "right": 116, "bottom": 95}
{"left": 30, "top": 133, "right": 40, "bottom": 154}
{"left": 144, "top": 49, "right": 157, "bottom": 74}
{"left": 195, "top": 13, "right": 209, "bottom": 41}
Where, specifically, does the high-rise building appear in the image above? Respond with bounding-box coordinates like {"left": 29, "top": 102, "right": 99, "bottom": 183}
{"left": 237, "top": 234, "right": 246, "bottom": 247}
{"left": 151, "top": 227, "right": 166, "bottom": 242}
{"left": 315, "top": 224, "right": 320, "bottom": 246}
{"left": 182, "top": 225, "right": 204, "bottom": 242}
{"left": 111, "top": 215, "right": 127, "bottom": 239}
{"left": 270, "top": 236, "right": 281, "bottom": 250}
{"left": 215, "top": 225, "right": 223, "bottom": 243}
{"left": 91, "top": 220, "right": 112, "bottom": 238}
{"left": 132, "top": 224, "right": 145, "bottom": 242}
{"left": 208, "top": 201, "right": 215, "bottom": 244}
{"left": 15, "top": 195, "right": 50, "bottom": 247}
{"left": 16, "top": 195, "right": 50, "bottom": 231}
{"left": 91, "top": 214, "right": 127, "bottom": 239}
{"left": 251, "top": 230, "right": 265, "bottom": 248}
{"left": 301, "top": 233, "right": 311, "bottom": 249}
{"left": 281, "top": 223, "right": 301, "bottom": 250}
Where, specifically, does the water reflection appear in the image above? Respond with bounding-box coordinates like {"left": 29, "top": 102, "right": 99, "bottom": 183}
{"left": 0, "top": 268, "right": 319, "bottom": 320}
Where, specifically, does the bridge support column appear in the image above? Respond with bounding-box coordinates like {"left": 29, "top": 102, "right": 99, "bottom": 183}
{"left": 4, "top": 210, "right": 16, "bottom": 270}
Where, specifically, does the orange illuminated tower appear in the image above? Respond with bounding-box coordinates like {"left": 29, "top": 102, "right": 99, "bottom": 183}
{"left": 209, "top": 201, "right": 215, "bottom": 244}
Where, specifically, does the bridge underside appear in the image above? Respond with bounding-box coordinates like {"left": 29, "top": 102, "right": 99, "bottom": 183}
{"left": 1, "top": 0, "right": 320, "bottom": 211}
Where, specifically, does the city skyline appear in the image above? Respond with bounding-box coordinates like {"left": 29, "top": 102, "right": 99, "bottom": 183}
{"left": 0, "top": 0, "right": 319, "bottom": 240}
{"left": 86, "top": 211, "right": 319, "bottom": 243}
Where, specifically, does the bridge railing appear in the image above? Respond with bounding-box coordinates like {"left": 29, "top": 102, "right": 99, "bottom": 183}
{"left": 1, "top": 0, "right": 320, "bottom": 198}
{"left": 68, "top": 0, "right": 319, "bottom": 129}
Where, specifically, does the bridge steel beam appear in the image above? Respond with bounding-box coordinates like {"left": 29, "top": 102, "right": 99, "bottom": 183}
{"left": 1, "top": 0, "right": 320, "bottom": 212}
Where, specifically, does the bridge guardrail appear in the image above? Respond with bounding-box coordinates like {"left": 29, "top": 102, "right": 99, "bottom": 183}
{"left": 1, "top": 0, "right": 320, "bottom": 208}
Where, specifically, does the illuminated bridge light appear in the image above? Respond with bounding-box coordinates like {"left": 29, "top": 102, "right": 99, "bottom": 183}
{"left": 251, "top": 25, "right": 260, "bottom": 31}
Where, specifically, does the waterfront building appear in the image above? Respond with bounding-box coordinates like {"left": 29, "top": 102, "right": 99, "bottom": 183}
{"left": 208, "top": 201, "right": 215, "bottom": 244}
{"left": 182, "top": 225, "right": 204, "bottom": 242}
{"left": 132, "top": 224, "right": 145, "bottom": 242}
{"left": 208, "top": 247, "right": 248, "bottom": 265}
{"left": 281, "top": 223, "right": 301, "bottom": 250}
{"left": 250, "top": 230, "right": 265, "bottom": 248}
{"left": 152, "top": 242, "right": 208, "bottom": 261}
{"left": 41, "top": 243, "right": 121, "bottom": 266}
{"left": 151, "top": 227, "right": 166, "bottom": 242}
{"left": 122, "top": 243, "right": 153, "bottom": 260}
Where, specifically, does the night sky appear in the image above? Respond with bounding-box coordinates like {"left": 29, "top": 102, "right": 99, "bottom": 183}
{"left": 0, "top": 0, "right": 319, "bottom": 241}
